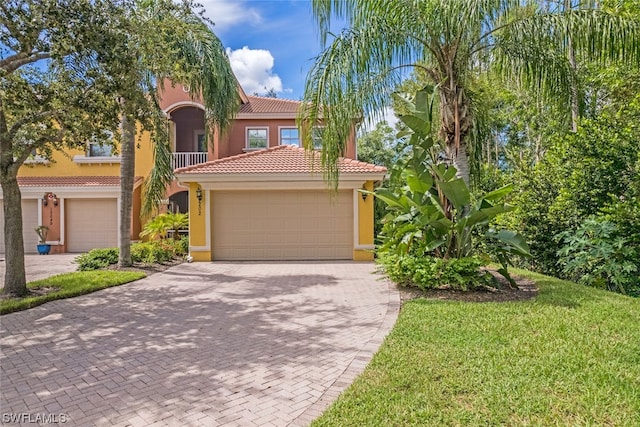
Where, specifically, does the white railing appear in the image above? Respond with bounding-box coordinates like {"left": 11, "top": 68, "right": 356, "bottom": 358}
{"left": 172, "top": 152, "right": 208, "bottom": 169}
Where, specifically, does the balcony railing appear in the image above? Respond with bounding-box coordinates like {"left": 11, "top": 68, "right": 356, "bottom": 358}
{"left": 172, "top": 152, "right": 208, "bottom": 169}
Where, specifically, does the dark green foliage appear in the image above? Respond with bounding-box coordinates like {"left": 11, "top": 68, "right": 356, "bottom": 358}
{"left": 557, "top": 218, "right": 639, "bottom": 296}
{"left": 75, "top": 248, "right": 119, "bottom": 271}
{"left": 374, "top": 87, "right": 530, "bottom": 288}
{"left": 503, "top": 106, "right": 640, "bottom": 282}
{"left": 75, "top": 239, "right": 187, "bottom": 271}
{"left": 377, "top": 253, "right": 494, "bottom": 291}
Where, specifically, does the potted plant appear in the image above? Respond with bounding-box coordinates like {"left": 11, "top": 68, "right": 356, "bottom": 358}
{"left": 35, "top": 225, "right": 51, "bottom": 255}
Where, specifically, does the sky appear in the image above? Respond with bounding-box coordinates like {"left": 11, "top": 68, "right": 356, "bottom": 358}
{"left": 200, "top": 0, "right": 326, "bottom": 100}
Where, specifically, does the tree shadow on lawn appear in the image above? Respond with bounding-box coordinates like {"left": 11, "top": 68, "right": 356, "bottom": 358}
{"left": 0, "top": 263, "right": 388, "bottom": 425}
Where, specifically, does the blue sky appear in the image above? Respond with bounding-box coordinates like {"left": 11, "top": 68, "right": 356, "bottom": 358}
{"left": 202, "top": 0, "right": 326, "bottom": 100}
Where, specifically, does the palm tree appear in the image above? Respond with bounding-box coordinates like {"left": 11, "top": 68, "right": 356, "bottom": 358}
{"left": 300, "top": 0, "right": 640, "bottom": 185}
{"left": 113, "top": 0, "right": 238, "bottom": 267}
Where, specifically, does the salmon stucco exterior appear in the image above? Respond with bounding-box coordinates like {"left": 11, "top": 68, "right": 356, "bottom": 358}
{"left": 1, "top": 79, "right": 386, "bottom": 260}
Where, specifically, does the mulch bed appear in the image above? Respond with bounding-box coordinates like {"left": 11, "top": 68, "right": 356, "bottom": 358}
{"left": 398, "top": 268, "right": 538, "bottom": 303}
{"left": 106, "top": 259, "right": 184, "bottom": 275}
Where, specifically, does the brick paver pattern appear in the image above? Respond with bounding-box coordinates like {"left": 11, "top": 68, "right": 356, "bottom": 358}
{"left": 0, "top": 262, "right": 399, "bottom": 426}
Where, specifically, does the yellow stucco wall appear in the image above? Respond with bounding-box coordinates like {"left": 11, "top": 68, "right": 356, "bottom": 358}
{"left": 187, "top": 183, "right": 210, "bottom": 261}
{"left": 354, "top": 180, "right": 375, "bottom": 261}
{"left": 18, "top": 129, "right": 155, "bottom": 178}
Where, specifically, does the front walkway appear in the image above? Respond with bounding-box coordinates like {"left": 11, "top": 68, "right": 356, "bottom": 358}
{"left": 0, "top": 262, "right": 399, "bottom": 426}
{"left": 0, "top": 253, "right": 79, "bottom": 283}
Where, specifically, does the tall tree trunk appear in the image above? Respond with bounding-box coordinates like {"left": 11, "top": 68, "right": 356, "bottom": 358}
{"left": 566, "top": 0, "right": 579, "bottom": 132}
{"left": 0, "top": 171, "right": 27, "bottom": 296}
{"left": 1, "top": 96, "right": 27, "bottom": 296}
{"left": 119, "top": 113, "right": 135, "bottom": 267}
{"left": 439, "top": 83, "right": 472, "bottom": 185}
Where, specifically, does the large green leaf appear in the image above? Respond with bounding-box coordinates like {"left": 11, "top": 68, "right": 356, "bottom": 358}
{"left": 406, "top": 170, "right": 433, "bottom": 194}
{"left": 483, "top": 184, "right": 514, "bottom": 202}
{"left": 438, "top": 178, "right": 471, "bottom": 209}
{"left": 374, "top": 188, "right": 406, "bottom": 209}
{"left": 487, "top": 229, "right": 532, "bottom": 257}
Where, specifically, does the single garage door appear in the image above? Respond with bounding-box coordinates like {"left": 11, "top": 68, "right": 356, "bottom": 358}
{"left": 66, "top": 199, "right": 118, "bottom": 252}
{"left": 212, "top": 190, "right": 353, "bottom": 260}
{"left": 0, "top": 199, "right": 39, "bottom": 254}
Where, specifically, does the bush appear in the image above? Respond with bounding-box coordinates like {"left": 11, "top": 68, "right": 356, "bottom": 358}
{"left": 75, "top": 248, "right": 119, "bottom": 271}
{"left": 76, "top": 239, "right": 188, "bottom": 271}
{"left": 377, "top": 253, "right": 494, "bottom": 291}
{"left": 557, "top": 217, "right": 639, "bottom": 296}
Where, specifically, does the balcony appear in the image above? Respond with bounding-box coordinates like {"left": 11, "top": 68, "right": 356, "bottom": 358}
{"left": 172, "top": 152, "right": 208, "bottom": 170}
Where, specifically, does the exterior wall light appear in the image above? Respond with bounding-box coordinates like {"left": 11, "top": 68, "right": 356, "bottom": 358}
{"left": 361, "top": 186, "right": 368, "bottom": 202}
{"left": 43, "top": 193, "right": 58, "bottom": 207}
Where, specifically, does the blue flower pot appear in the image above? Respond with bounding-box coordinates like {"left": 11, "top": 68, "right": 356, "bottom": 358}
{"left": 37, "top": 244, "right": 51, "bottom": 255}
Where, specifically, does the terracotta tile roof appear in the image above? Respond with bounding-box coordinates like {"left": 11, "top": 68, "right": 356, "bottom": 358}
{"left": 238, "top": 96, "right": 301, "bottom": 114}
{"left": 17, "top": 176, "right": 143, "bottom": 187}
{"left": 175, "top": 145, "right": 387, "bottom": 175}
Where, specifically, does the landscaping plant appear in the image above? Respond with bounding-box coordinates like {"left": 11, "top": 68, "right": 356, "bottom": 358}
{"left": 139, "top": 212, "right": 189, "bottom": 241}
{"left": 373, "top": 86, "right": 530, "bottom": 289}
{"left": 75, "top": 237, "right": 188, "bottom": 271}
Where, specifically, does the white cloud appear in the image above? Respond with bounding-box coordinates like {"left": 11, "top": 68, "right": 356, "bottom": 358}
{"left": 199, "top": 0, "right": 262, "bottom": 32}
{"left": 361, "top": 107, "right": 400, "bottom": 132}
{"left": 226, "top": 46, "right": 283, "bottom": 95}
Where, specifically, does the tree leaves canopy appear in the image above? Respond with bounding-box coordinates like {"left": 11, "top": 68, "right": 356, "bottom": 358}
{"left": 300, "top": 0, "right": 640, "bottom": 185}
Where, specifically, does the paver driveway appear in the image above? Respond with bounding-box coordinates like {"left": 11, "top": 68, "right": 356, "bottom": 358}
{"left": 0, "top": 262, "right": 399, "bottom": 426}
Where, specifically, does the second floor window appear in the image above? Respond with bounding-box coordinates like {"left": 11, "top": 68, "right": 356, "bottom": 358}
{"left": 247, "top": 128, "right": 268, "bottom": 149}
{"left": 279, "top": 128, "right": 300, "bottom": 146}
{"left": 88, "top": 143, "right": 113, "bottom": 157}
{"left": 311, "top": 127, "right": 324, "bottom": 149}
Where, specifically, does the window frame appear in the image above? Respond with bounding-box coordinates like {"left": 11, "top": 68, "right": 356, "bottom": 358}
{"left": 88, "top": 142, "right": 114, "bottom": 157}
{"left": 311, "top": 126, "right": 325, "bottom": 149}
{"left": 245, "top": 127, "right": 269, "bottom": 150}
{"left": 278, "top": 127, "right": 300, "bottom": 146}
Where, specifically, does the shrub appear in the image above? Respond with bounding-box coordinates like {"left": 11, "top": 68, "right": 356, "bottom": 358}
{"left": 76, "top": 239, "right": 188, "bottom": 271}
{"left": 557, "top": 217, "right": 639, "bottom": 296}
{"left": 140, "top": 212, "right": 189, "bottom": 241}
{"left": 131, "top": 239, "right": 185, "bottom": 264}
{"left": 377, "top": 253, "right": 494, "bottom": 291}
{"left": 75, "top": 248, "right": 119, "bottom": 271}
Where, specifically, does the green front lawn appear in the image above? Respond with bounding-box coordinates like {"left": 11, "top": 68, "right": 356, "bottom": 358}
{"left": 313, "top": 270, "right": 640, "bottom": 426}
{"left": 1, "top": 270, "right": 146, "bottom": 315}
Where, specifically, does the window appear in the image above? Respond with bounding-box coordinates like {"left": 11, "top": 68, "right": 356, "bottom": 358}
{"left": 88, "top": 143, "right": 113, "bottom": 157}
{"left": 279, "top": 128, "right": 300, "bottom": 146}
{"left": 195, "top": 130, "right": 206, "bottom": 152}
{"left": 246, "top": 128, "right": 268, "bottom": 149}
{"left": 311, "top": 127, "right": 324, "bottom": 149}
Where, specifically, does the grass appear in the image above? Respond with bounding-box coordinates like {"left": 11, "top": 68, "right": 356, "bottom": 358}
{"left": 1, "top": 270, "right": 146, "bottom": 315}
{"left": 312, "top": 269, "right": 640, "bottom": 426}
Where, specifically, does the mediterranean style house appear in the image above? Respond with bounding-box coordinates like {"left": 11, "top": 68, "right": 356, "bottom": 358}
{"left": 0, "top": 81, "right": 386, "bottom": 261}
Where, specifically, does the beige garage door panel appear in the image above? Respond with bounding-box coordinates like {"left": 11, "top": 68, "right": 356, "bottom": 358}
{"left": 66, "top": 199, "right": 117, "bottom": 252}
{"left": 0, "top": 199, "right": 39, "bottom": 254}
{"left": 213, "top": 190, "right": 353, "bottom": 260}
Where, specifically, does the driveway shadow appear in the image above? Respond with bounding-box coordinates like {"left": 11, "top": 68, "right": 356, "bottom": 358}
{"left": 0, "top": 262, "right": 391, "bottom": 426}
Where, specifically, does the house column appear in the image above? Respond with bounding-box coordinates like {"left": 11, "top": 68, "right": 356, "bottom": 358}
{"left": 188, "top": 181, "right": 211, "bottom": 261}
{"left": 353, "top": 180, "right": 375, "bottom": 261}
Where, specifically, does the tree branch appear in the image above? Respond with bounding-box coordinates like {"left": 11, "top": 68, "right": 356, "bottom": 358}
{"left": 0, "top": 52, "right": 51, "bottom": 73}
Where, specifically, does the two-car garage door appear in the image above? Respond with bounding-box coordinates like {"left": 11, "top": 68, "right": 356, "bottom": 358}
{"left": 212, "top": 190, "right": 353, "bottom": 260}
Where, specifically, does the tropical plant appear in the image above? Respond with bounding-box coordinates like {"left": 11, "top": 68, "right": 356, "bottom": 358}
{"left": 139, "top": 212, "right": 189, "bottom": 241}
{"left": 112, "top": 0, "right": 238, "bottom": 268}
{"left": 300, "top": 0, "right": 640, "bottom": 186}
{"left": 374, "top": 86, "right": 530, "bottom": 287}
{"left": 34, "top": 226, "right": 49, "bottom": 245}
{"left": 557, "top": 218, "right": 639, "bottom": 296}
